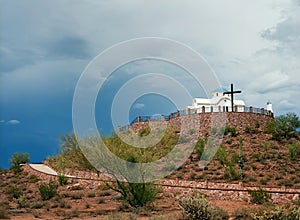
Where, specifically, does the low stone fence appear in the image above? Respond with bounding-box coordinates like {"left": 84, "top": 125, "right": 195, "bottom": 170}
{"left": 22, "top": 164, "right": 299, "bottom": 204}
{"left": 159, "top": 179, "right": 300, "bottom": 204}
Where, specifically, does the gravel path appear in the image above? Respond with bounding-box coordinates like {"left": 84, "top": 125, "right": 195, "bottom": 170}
{"left": 29, "top": 164, "right": 75, "bottom": 177}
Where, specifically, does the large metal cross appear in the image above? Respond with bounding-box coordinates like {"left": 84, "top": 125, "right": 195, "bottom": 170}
{"left": 223, "top": 83, "right": 242, "bottom": 112}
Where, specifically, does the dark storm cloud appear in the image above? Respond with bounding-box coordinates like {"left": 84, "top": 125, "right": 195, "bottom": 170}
{"left": 47, "top": 36, "right": 91, "bottom": 59}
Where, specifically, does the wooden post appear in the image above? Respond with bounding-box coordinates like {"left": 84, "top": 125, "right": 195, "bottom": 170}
{"left": 250, "top": 106, "right": 253, "bottom": 113}
{"left": 235, "top": 105, "right": 238, "bottom": 112}
{"left": 177, "top": 110, "right": 180, "bottom": 117}
{"left": 202, "top": 106, "right": 205, "bottom": 113}
{"left": 261, "top": 108, "right": 265, "bottom": 115}
{"left": 138, "top": 116, "right": 141, "bottom": 123}
{"left": 161, "top": 114, "right": 165, "bottom": 121}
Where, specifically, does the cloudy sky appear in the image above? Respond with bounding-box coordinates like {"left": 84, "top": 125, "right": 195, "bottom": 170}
{"left": 1, "top": 0, "right": 300, "bottom": 168}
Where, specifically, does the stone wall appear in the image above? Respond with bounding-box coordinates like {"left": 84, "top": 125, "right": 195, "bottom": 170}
{"left": 160, "top": 179, "right": 300, "bottom": 204}
{"left": 21, "top": 164, "right": 299, "bottom": 204}
{"left": 128, "top": 112, "right": 274, "bottom": 137}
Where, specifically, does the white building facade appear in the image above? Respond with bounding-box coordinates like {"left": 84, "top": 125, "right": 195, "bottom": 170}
{"left": 187, "top": 88, "right": 245, "bottom": 113}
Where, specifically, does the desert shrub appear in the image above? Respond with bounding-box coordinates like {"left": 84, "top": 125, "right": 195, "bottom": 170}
{"left": 255, "top": 121, "right": 260, "bottom": 129}
{"left": 108, "top": 180, "right": 160, "bottom": 208}
{"left": 215, "top": 146, "right": 229, "bottom": 166}
{"left": 251, "top": 206, "right": 300, "bottom": 220}
{"left": 190, "top": 173, "right": 196, "bottom": 180}
{"left": 99, "top": 190, "right": 111, "bottom": 197}
{"left": 71, "top": 193, "right": 83, "bottom": 200}
{"left": 225, "top": 165, "right": 239, "bottom": 181}
{"left": 245, "top": 126, "right": 258, "bottom": 135}
{"left": 288, "top": 206, "right": 300, "bottom": 220}
{"left": 98, "top": 198, "right": 105, "bottom": 204}
{"left": 59, "top": 200, "right": 71, "bottom": 209}
{"left": 28, "top": 174, "right": 40, "bottom": 183}
{"left": 289, "top": 142, "right": 300, "bottom": 161}
{"left": 189, "top": 129, "right": 196, "bottom": 135}
{"left": 195, "top": 138, "right": 205, "bottom": 159}
{"left": 233, "top": 207, "right": 254, "bottom": 220}
{"left": 224, "top": 126, "right": 237, "bottom": 137}
{"left": 179, "top": 194, "right": 229, "bottom": 220}
{"left": 70, "top": 185, "right": 83, "bottom": 190}
{"left": 248, "top": 188, "right": 270, "bottom": 204}
{"left": 87, "top": 192, "right": 95, "bottom": 198}
{"left": 277, "top": 179, "right": 293, "bottom": 187}
{"left": 17, "top": 195, "right": 29, "bottom": 208}
{"left": 211, "top": 205, "right": 230, "bottom": 220}
{"left": 10, "top": 152, "right": 29, "bottom": 173}
{"left": 47, "top": 132, "right": 94, "bottom": 171}
{"left": 39, "top": 181, "right": 57, "bottom": 200}
{"left": 267, "top": 112, "right": 300, "bottom": 141}
{"left": 103, "top": 152, "right": 161, "bottom": 208}
{"left": 57, "top": 174, "right": 68, "bottom": 186}
{"left": 231, "top": 152, "right": 239, "bottom": 164}
{"left": 6, "top": 186, "right": 22, "bottom": 200}
{"left": 260, "top": 178, "right": 268, "bottom": 185}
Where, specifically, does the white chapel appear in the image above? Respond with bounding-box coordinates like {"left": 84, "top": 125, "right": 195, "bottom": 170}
{"left": 187, "top": 87, "right": 245, "bottom": 113}
{"left": 187, "top": 86, "right": 273, "bottom": 114}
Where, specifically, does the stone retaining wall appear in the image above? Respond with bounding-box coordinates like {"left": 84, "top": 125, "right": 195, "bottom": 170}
{"left": 22, "top": 164, "right": 299, "bottom": 204}
{"left": 129, "top": 112, "right": 274, "bottom": 137}
{"left": 159, "top": 179, "right": 300, "bottom": 204}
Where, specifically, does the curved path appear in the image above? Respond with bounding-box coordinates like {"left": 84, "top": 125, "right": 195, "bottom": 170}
{"left": 29, "top": 164, "right": 75, "bottom": 178}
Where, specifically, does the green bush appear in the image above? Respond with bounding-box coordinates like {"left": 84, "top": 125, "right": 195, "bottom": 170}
{"left": 139, "top": 125, "right": 151, "bottom": 137}
{"left": 189, "top": 129, "right": 196, "bottom": 135}
{"left": 251, "top": 206, "right": 300, "bottom": 220}
{"left": 28, "top": 174, "right": 40, "bottom": 183}
{"left": 71, "top": 193, "right": 83, "bottom": 200}
{"left": 245, "top": 126, "right": 258, "bottom": 135}
{"left": 224, "top": 126, "right": 237, "bottom": 137}
{"left": 39, "top": 182, "right": 57, "bottom": 200}
{"left": 211, "top": 205, "right": 230, "bottom": 220}
{"left": 248, "top": 188, "right": 270, "bottom": 204}
{"left": 17, "top": 195, "right": 29, "bottom": 208}
{"left": 108, "top": 181, "right": 160, "bottom": 208}
{"left": 195, "top": 139, "right": 205, "bottom": 159}
{"left": 289, "top": 142, "right": 300, "bottom": 161}
{"left": 57, "top": 174, "right": 68, "bottom": 186}
{"left": 233, "top": 207, "right": 254, "bottom": 220}
{"left": 225, "top": 165, "right": 239, "bottom": 181}
{"left": 6, "top": 186, "right": 23, "bottom": 200}
{"left": 267, "top": 112, "right": 300, "bottom": 141}
{"left": 10, "top": 152, "right": 30, "bottom": 173}
{"left": 179, "top": 194, "right": 229, "bottom": 220}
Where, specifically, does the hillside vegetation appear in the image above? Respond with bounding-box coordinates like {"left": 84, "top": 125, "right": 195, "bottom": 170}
{"left": 47, "top": 112, "right": 300, "bottom": 188}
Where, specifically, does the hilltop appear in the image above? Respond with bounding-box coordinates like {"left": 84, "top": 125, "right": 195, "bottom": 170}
{"left": 1, "top": 112, "right": 300, "bottom": 219}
